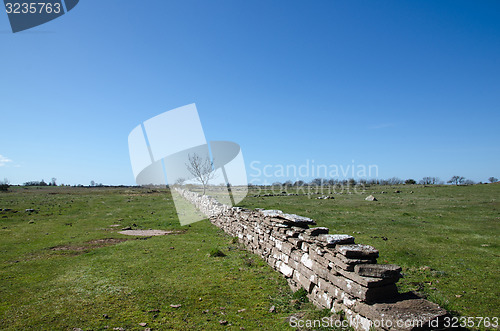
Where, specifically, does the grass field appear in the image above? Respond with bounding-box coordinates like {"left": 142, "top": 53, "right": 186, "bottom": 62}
{"left": 1, "top": 184, "right": 499, "bottom": 330}
{"left": 241, "top": 184, "right": 500, "bottom": 320}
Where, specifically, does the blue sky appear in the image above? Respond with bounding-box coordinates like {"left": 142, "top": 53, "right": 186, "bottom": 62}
{"left": 1, "top": 0, "right": 499, "bottom": 185}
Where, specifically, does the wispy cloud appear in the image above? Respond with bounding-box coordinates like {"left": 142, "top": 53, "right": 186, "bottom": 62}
{"left": 0, "top": 154, "right": 13, "bottom": 167}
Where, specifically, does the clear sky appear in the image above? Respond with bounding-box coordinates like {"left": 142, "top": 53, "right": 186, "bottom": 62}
{"left": 1, "top": 0, "right": 499, "bottom": 186}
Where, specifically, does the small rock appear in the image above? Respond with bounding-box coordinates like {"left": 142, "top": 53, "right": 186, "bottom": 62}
{"left": 25, "top": 209, "right": 35, "bottom": 212}
{"left": 139, "top": 322, "right": 147, "bottom": 327}
{"left": 103, "top": 314, "right": 110, "bottom": 319}
{"left": 170, "top": 247, "right": 175, "bottom": 249}
{"left": 170, "top": 304, "right": 182, "bottom": 308}
{"left": 121, "top": 226, "right": 132, "bottom": 230}
{"left": 219, "top": 320, "right": 228, "bottom": 325}
{"left": 269, "top": 305, "right": 276, "bottom": 313}
{"left": 237, "top": 309, "right": 246, "bottom": 313}
{"left": 365, "top": 195, "right": 377, "bottom": 201}
{"left": 202, "top": 309, "right": 209, "bottom": 314}
{"left": 28, "top": 220, "right": 35, "bottom": 224}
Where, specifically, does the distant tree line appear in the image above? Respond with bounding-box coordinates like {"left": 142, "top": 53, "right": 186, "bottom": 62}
{"left": 23, "top": 178, "right": 57, "bottom": 186}
{"left": 260, "top": 175, "right": 498, "bottom": 187}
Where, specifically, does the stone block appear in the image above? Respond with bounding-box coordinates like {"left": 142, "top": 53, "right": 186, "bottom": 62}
{"left": 277, "top": 261, "right": 294, "bottom": 278}
{"left": 336, "top": 244, "right": 379, "bottom": 259}
{"left": 290, "top": 250, "right": 303, "bottom": 262}
{"left": 334, "top": 266, "right": 400, "bottom": 288}
{"left": 281, "top": 242, "right": 294, "bottom": 255}
{"left": 308, "top": 248, "right": 329, "bottom": 268}
{"left": 354, "top": 264, "right": 402, "bottom": 279}
{"left": 293, "top": 270, "right": 315, "bottom": 293}
{"left": 352, "top": 294, "right": 449, "bottom": 330}
{"left": 318, "top": 234, "right": 355, "bottom": 247}
{"left": 305, "top": 227, "right": 329, "bottom": 236}
{"left": 322, "top": 271, "right": 398, "bottom": 302}
{"left": 300, "top": 253, "right": 314, "bottom": 269}
{"left": 288, "top": 237, "right": 303, "bottom": 248}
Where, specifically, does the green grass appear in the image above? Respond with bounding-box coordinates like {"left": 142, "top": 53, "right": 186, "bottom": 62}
{"left": 0, "top": 186, "right": 331, "bottom": 330}
{"left": 240, "top": 184, "right": 500, "bottom": 319}
{"left": 1, "top": 184, "right": 499, "bottom": 329}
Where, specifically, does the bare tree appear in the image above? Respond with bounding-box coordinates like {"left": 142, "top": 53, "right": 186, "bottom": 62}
{"left": 175, "top": 177, "right": 186, "bottom": 186}
{"left": 386, "top": 177, "right": 403, "bottom": 185}
{"left": 51, "top": 178, "right": 57, "bottom": 186}
{"left": 310, "top": 178, "right": 325, "bottom": 186}
{"left": 293, "top": 180, "right": 305, "bottom": 187}
{"left": 419, "top": 176, "right": 441, "bottom": 185}
{"left": 186, "top": 153, "right": 217, "bottom": 195}
{"left": 488, "top": 177, "right": 498, "bottom": 183}
{"left": 448, "top": 176, "right": 465, "bottom": 185}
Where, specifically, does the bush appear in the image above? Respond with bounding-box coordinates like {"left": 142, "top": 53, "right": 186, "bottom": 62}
{"left": 209, "top": 248, "right": 226, "bottom": 257}
{"left": 292, "top": 287, "right": 309, "bottom": 303}
{"left": 0, "top": 178, "right": 10, "bottom": 192}
{"left": 291, "top": 287, "right": 309, "bottom": 309}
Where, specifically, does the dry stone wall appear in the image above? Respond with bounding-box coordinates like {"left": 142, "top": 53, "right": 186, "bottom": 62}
{"left": 176, "top": 188, "right": 448, "bottom": 330}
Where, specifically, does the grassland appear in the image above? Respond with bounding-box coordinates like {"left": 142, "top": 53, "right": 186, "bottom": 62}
{"left": 0, "top": 186, "right": 322, "bottom": 330}
{"left": 241, "top": 184, "right": 500, "bottom": 320}
{"left": 0, "top": 184, "right": 499, "bottom": 330}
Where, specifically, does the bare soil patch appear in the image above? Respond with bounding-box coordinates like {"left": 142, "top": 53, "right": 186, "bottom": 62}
{"left": 118, "top": 229, "right": 184, "bottom": 236}
{"left": 50, "top": 238, "right": 130, "bottom": 252}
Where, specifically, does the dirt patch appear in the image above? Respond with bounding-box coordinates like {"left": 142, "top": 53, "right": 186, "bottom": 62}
{"left": 86, "top": 238, "right": 129, "bottom": 245}
{"left": 118, "top": 229, "right": 184, "bottom": 236}
{"left": 50, "top": 238, "right": 130, "bottom": 252}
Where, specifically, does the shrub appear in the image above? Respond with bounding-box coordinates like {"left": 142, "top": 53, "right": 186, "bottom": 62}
{"left": 292, "top": 287, "right": 309, "bottom": 303}
{"left": 209, "top": 248, "right": 226, "bottom": 257}
{"left": 0, "top": 178, "right": 10, "bottom": 192}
